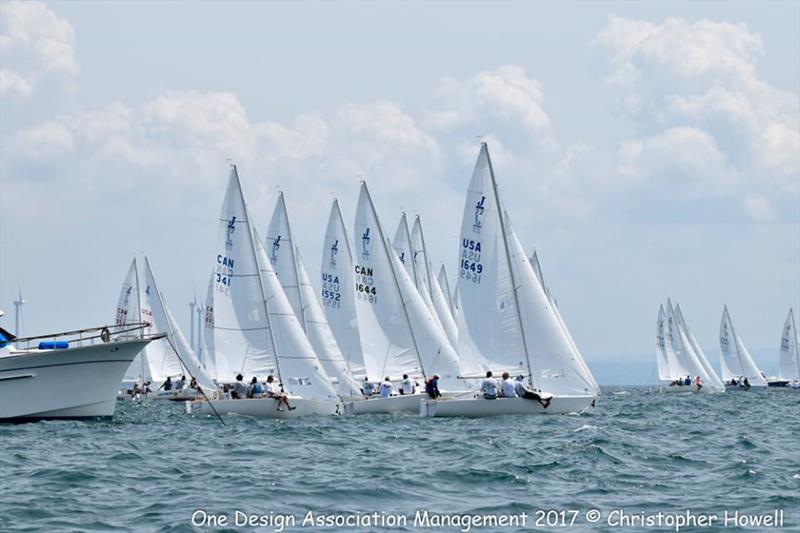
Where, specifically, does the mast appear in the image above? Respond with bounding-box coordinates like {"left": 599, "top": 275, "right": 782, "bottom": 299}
{"left": 232, "top": 165, "right": 284, "bottom": 385}
{"left": 189, "top": 298, "right": 196, "bottom": 352}
{"left": 725, "top": 306, "right": 746, "bottom": 376}
{"left": 414, "top": 215, "right": 437, "bottom": 302}
{"left": 485, "top": 143, "right": 536, "bottom": 388}
{"left": 363, "top": 183, "right": 427, "bottom": 380}
{"left": 132, "top": 257, "right": 147, "bottom": 379}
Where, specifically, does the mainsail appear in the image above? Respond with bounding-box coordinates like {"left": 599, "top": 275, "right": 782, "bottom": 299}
{"left": 410, "top": 216, "right": 459, "bottom": 349}
{"left": 353, "top": 182, "right": 462, "bottom": 388}
{"left": 143, "top": 257, "right": 217, "bottom": 392}
{"left": 454, "top": 143, "right": 598, "bottom": 396}
{"left": 719, "top": 305, "right": 768, "bottom": 386}
{"left": 207, "top": 166, "right": 336, "bottom": 400}
{"left": 321, "top": 199, "right": 366, "bottom": 377}
{"left": 117, "top": 258, "right": 150, "bottom": 382}
{"left": 778, "top": 308, "right": 800, "bottom": 381}
{"left": 266, "top": 193, "right": 362, "bottom": 397}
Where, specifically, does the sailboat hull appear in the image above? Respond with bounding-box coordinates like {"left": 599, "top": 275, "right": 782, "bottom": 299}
{"left": 724, "top": 384, "right": 767, "bottom": 392}
{"left": 343, "top": 393, "right": 428, "bottom": 415}
{"left": 659, "top": 382, "right": 720, "bottom": 394}
{"left": 1, "top": 339, "right": 149, "bottom": 422}
{"left": 189, "top": 397, "right": 340, "bottom": 418}
{"left": 419, "top": 395, "right": 596, "bottom": 417}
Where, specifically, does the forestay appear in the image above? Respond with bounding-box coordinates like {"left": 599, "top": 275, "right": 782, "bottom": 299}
{"left": 321, "top": 200, "right": 367, "bottom": 377}
{"left": 778, "top": 308, "right": 800, "bottom": 381}
{"left": 266, "top": 193, "right": 362, "bottom": 398}
{"left": 353, "top": 183, "right": 462, "bottom": 388}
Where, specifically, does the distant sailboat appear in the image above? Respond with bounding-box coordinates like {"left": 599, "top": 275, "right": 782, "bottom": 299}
{"left": 421, "top": 143, "right": 599, "bottom": 417}
{"left": 437, "top": 264, "right": 456, "bottom": 318}
{"left": 674, "top": 303, "right": 725, "bottom": 392}
{"left": 719, "top": 305, "right": 768, "bottom": 390}
{"left": 320, "top": 199, "right": 367, "bottom": 379}
{"left": 191, "top": 165, "right": 339, "bottom": 418}
{"left": 265, "top": 192, "right": 362, "bottom": 399}
{"left": 345, "top": 182, "right": 463, "bottom": 414}
{"left": 773, "top": 308, "right": 800, "bottom": 388}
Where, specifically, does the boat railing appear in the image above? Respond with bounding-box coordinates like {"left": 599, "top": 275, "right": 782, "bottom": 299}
{"left": 11, "top": 322, "right": 164, "bottom": 349}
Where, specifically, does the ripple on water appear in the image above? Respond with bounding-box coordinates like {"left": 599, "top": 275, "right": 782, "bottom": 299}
{"left": 1, "top": 388, "right": 799, "bottom": 531}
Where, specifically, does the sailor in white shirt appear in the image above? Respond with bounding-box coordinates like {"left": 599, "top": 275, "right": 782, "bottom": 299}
{"left": 481, "top": 371, "right": 499, "bottom": 399}
{"left": 400, "top": 373, "right": 415, "bottom": 395}
{"left": 379, "top": 377, "right": 394, "bottom": 398}
{"left": 500, "top": 372, "right": 516, "bottom": 397}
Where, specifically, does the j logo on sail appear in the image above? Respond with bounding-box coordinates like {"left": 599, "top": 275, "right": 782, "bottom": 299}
{"left": 361, "top": 228, "right": 371, "bottom": 260}
{"left": 399, "top": 252, "right": 405, "bottom": 264}
{"left": 473, "top": 196, "right": 486, "bottom": 233}
{"left": 329, "top": 239, "right": 338, "bottom": 268}
{"left": 271, "top": 235, "right": 281, "bottom": 262}
{"left": 225, "top": 216, "right": 237, "bottom": 250}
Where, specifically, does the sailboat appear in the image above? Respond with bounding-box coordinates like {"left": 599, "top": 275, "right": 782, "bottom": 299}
{"left": 190, "top": 165, "right": 339, "bottom": 418}
{"left": 116, "top": 258, "right": 185, "bottom": 394}
{"left": 344, "top": 182, "right": 464, "bottom": 414}
{"left": 265, "top": 192, "right": 362, "bottom": 399}
{"left": 437, "top": 264, "right": 456, "bottom": 319}
{"left": 320, "top": 199, "right": 367, "bottom": 379}
{"left": 771, "top": 308, "right": 800, "bottom": 389}
{"left": 656, "top": 300, "right": 724, "bottom": 393}
{"left": 410, "top": 216, "right": 459, "bottom": 349}
{"left": 719, "top": 305, "right": 768, "bottom": 390}
{"left": 421, "top": 143, "right": 599, "bottom": 417}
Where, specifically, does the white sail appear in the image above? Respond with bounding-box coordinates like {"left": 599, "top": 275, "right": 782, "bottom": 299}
{"left": 117, "top": 259, "right": 150, "bottom": 383}
{"left": 266, "top": 193, "right": 362, "bottom": 398}
{"left": 666, "top": 301, "right": 722, "bottom": 391}
{"left": 392, "top": 213, "right": 416, "bottom": 281}
{"left": 779, "top": 308, "right": 800, "bottom": 380}
{"left": 354, "top": 182, "right": 462, "bottom": 387}
{"left": 321, "top": 199, "right": 367, "bottom": 377}
{"left": 143, "top": 257, "right": 217, "bottom": 392}
{"left": 529, "top": 250, "right": 599, "bottom": 392}
{"left": 674, "top": 303, "right": 725, "bottom": 390}
{"left": 208, "top": 166, "right": 279, "bottom": 381}
{"left": 437, "top": 264, "right": 455, "bottom": 317}
{"left": 455, "top": 143, "right": 598, "bottom": 396}
{"left": 719, "top": 306, "right": 767, "bottom": 386}
{"left": 410, "top": 216, "right": 459, "bottom": 349}
{"left": 252, "top": 232, "right": 338, "bottom": 400}
{"left": 655, "top": 305, "right": 672, "bottom": 381}
{"left": 139, "top": 270, "right": 184, "bottom": 381}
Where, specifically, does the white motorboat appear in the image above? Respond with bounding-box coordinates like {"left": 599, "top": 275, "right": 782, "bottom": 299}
{"left": 422, "top": 143, "right": 599, "bottom": 417}
{"left": 1, "top": 321, "right": 159, "bottom": 422}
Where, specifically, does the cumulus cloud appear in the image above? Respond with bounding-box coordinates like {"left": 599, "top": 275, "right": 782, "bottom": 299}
{"left": 742, "top": 193, "right": 777, "bottom": 222}
{"left": 0, "top": 1, "right": 79, "bottom": 96}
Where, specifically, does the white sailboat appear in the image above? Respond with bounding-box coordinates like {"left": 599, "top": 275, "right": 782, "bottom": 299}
{"left": 674, "top": 303, "right": 725, "bottom": 392}
{"left": 656, "top": 301, "right": 723, "bottom": 393}
{"left": 410, "top": 216, "right": 459, "bottom": 349}
{"left": 773, "top": 308, "right": 800, "bottom": 388}
{"left": 719, "top": 305, "right": 768, "bottom": 390}
{"left": 265, "top": 192, "right": 362, "bottom": 399}
{"left": 344, "top": 182, "right": 464, "bottom": 414}
{"left": 116, "top": 258, "right": 184, "bottom": 391}
{"left": 421, "top": 143, "right": 599, "bottom": 417}
{"left": 320, "top": 199, "right": 367, "bottom": 379}
{"left": 190, "top": 165, "right": 339, "bottom": 418}
{"left": 140, "top": 256, "right": 219, "bottom": 398}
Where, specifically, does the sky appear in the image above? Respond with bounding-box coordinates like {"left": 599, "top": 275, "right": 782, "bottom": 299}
{"left": 1, "top": 1, "right": 798, "bottom": 383}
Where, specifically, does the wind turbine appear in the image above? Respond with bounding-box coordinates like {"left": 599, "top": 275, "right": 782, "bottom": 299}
{"left": 13, "top": 285, "right": 24, "bottom": 337}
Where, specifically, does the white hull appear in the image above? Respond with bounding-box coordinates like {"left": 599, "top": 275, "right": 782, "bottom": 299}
{"left": 419, "top": 395, "right": 596, "bottom": 417}
{"left": 189, "top": 397, "right": 340, "bottom": 418}
{"left": 343, "top": 393, "right": 428, "bottom": 415}
{"left": 659, "top": 382, "right": 718, "bottom": 394}
{"left": 117, "top": 388, "right": 205, "bottom": 401}
{"left": 725, "top": 384, "right": 768, "bottom": 392}
{"left": 1, "top": 339, "right": 150, "bottom": 422}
